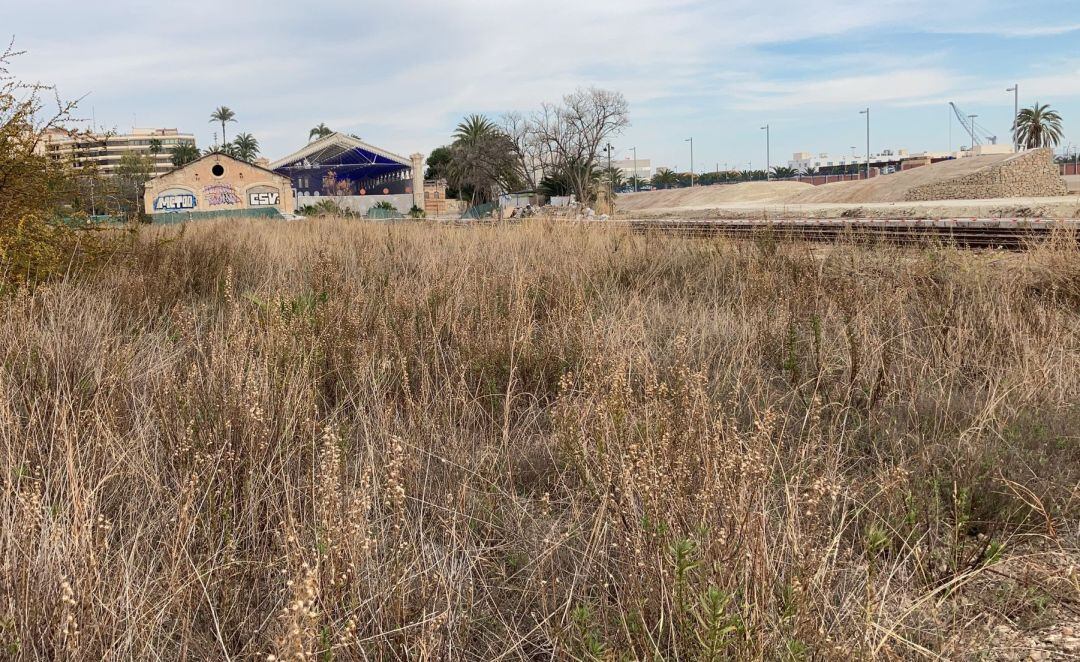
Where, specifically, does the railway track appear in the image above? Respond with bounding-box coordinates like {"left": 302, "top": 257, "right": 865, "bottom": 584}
{"left": 607, "top": 217, "right": 1080, "bottom": 249}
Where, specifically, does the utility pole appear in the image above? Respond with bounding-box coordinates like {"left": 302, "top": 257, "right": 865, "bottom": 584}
{"left": 685, "top": 137, "right": 694, "bottom": 187}
{"left": 761, "top": 124, "right": 770, "bottom": 179}
{"left": 1006, "top": 84, "right": 1019, "bottom": 150}
{"left": 606, "top": 143, "right": 613, "bottom": 191}
{"left": 632, "top": 146, "right": 638, "bottom": 192}
{"left": 859, "top": 108, "right": 870, "bottom": 179}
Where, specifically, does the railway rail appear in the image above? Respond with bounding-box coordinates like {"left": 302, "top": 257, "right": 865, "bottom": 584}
{"left": 604, "top": 217, "right": 1080, "bottom": 249}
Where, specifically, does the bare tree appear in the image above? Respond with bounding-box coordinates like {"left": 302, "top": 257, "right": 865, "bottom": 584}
{"left": 500, "top": 111, "right": 543, "bottom": 192}
{"left": 531, "top": 88, "right": 629, "bottom": 204}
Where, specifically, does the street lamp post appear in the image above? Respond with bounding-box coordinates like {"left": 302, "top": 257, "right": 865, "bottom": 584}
{"left": 859, "top": 108, "right": 870, "bottom": 179}
{"left": 606, "top": 143, "right": 613, "bottom": 194}
{"left": 761, "top": 124, "right": 770, "bottom": 180}
{"left": 685, "top": 137, "right": 694, "bottom": 187}
{"left": 1006, "top": 84, "right": 1019, "bottom": 150}
{"left": 632, "top": 146, "right": 638, "bottom": 192}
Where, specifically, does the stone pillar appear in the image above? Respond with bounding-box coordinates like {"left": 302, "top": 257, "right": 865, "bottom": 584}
{"left": 410, "top": 153, "right": 425, "bottom": 212}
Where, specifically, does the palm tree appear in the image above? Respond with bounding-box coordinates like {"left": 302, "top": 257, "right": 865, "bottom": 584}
{"left": 205, "top": 142, "right": 237, "bottom": 158}
{"left": 148, "top": 138, "right": 163, "bottom": 155}
{"left": 309, "top": 123, "right": 333, "bottom": 141}
{"left": 232, "top": 133, "right": 260, "bottom": 163}
{"left": 210, "top": 106, "right": 237, "bottom": 145}
{"left": 170, "top": 143, "right": 201, "bottom": 168}
{"left": 651, "top": 168, "right": 678, "bottom": 189}
{"left": 601, "top": 166, "right": 625, "bottom": 191}
{"left": 1015, "top": 103, "right": 1064, "bottom": 149}
{"left": 770, "top": 166, "right": 797, "bottom": 179}
{"left": 453, "top": 114, "right": 498, "bottom": 143}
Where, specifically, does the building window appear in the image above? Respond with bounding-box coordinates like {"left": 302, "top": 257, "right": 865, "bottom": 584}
{"left": 212, "top": 164, "right": 225, "bottom": 177}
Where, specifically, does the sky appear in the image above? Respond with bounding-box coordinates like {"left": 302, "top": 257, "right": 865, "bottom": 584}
{"left": 6, "top": 0, "right": 1080, "bottom": 172}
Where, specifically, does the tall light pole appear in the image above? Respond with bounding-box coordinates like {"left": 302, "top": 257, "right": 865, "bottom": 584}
{"left": 1006, "top": 84, "right": 1019, "bottom": 150}
{"left": 606, "top": 143, "right": 613, "bottom": 192}
{"left": 631, "top": 146, "right": 638, "bottom": 192}
{"left": 967, "top": 114, "right": 978, "bottom": 148}
{"left": 761, "top": 124, "right": 770, "bottom": 180}
{"left": 859, "top": 108, "right": 870, "bottom": 179}
{"left": 685, "top": 137, "right": 694, "bottom": 187}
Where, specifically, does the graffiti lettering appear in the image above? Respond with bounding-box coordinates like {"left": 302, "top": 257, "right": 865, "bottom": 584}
{"left": 202, "top": 184, "right": 241, "bottom": 206}
{"left": 154, "top": 193, "right": 196, "bottom": 211}
{"left": 249, "top": 191, "right": 280, "bottom": 206}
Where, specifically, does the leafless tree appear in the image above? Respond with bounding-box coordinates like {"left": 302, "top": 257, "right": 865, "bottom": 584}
{"left": 500, "top": 111, "right": 543, "bottom": 192}
{"left": 530, "top": 88, "right": 629, "bottom": 204}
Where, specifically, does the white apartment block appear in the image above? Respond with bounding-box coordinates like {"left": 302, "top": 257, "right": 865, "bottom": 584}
{"left": 788, "top": 150, "right": 909, "bottom": 171}
{"left": 609, "top": 157, "right": 652, "bottom": 181}
{"left": 42, "top": 127, "right": 197, "bottom": 177}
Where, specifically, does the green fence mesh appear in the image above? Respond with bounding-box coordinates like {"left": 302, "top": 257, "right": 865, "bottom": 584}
{"left": 150, "top": 208, "right": 284, "bottom": 224}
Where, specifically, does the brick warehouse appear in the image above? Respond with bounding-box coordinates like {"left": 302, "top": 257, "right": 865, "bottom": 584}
{"left": 143, "top": 153, "right": 295, "bottom": 221}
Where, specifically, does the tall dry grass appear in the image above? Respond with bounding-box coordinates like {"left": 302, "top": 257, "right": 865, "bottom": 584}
{"left": 1, "top": 218, "right": 1078, "bottom": 660}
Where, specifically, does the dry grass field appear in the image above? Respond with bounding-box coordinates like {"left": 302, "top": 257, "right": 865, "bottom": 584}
{"left": 2, "top": 218, "right": 1079, "bottom": 660}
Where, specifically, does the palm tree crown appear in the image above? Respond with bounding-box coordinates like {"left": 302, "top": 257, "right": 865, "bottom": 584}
{"left": 652, "top": 168, "right": 678, "bottom": 189}
{"left": 1015, "top": 102, "right": 1064, "bottom": 149}
{"left": 170, "top": 143, "right": 201, "bottom": 168}
{"left": 210, "top": 106, "right": 237, "bottom": 144}
{"left": 232, "top": 133, "right": 260, "bottom": 163}
{"left": 309, "top": 123, "right": 333, "bottom": 141}
{"left": 453, "top": 114, "right": 498, "bottom": 143}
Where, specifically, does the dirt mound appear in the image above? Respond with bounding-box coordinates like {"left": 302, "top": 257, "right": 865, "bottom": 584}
{"left": 617, "top": 181, "right": 812, "bottom": 211}
{"left": 786, "top": 155, "right": 1012, "bottom": 204}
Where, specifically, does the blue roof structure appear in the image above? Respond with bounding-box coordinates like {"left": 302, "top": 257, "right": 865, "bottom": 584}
{"left": 269, "top": 132, "right": 412, "bottom": 196}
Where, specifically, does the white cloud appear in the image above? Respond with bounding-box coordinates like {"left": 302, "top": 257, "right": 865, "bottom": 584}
{"left": 728, "top": 69, "right": 963, "bottom": 110}
{"left": 7, "top": 0, "right": 1077, "bottom": 164}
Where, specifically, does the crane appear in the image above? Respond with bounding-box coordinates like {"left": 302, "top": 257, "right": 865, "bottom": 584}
{"left": 949, "top": 102, "right": 998, "bottom": 147}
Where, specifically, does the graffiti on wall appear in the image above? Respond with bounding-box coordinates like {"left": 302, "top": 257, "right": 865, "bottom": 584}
{"left": 202, "top": 184, "right": 241, "bottom": 206}
{"left": 249, "top": 191, "right": 280, "bottom": 206}
{"left": 247, "top": 186, "right": 281, "bottom": 207}
{"left": 153, "top": 188, "right": 197, "bottom": 212}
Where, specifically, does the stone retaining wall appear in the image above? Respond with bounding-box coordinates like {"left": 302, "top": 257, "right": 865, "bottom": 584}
{"left": 905, "top": 148, "right": 1067, "bottom": 201}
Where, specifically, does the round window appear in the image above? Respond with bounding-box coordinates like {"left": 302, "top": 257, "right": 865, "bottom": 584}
{"left": 211, "top": 164, "right": 225, "bottom": 177}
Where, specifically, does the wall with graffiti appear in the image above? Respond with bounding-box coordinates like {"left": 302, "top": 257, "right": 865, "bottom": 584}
{"left": 143, "top": 154, "right": 295, "bottom": 220}
{"left": 153, "top": 188, "right": 198, "bottom": 212}
{"left": 202, "top": 184, "right": 242, "bottom": 207}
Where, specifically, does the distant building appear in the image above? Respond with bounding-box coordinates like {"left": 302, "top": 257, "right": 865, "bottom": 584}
{"left": 788, "top": 149, "right": 908, "bottom": 172}
{"left": 269, "top": 132, "right": 425, "bottom": 213}
{"left": 608, "top": 157, "right": 652, "bottom": 181}
{"left": 789, "top": 144, "right": 1015, "bottom": 173}
{"left": 143, "top": 152, "right": 294, "bottom": 221}
{"left": 42, "top": 127, "right": 197, "bottom": 177}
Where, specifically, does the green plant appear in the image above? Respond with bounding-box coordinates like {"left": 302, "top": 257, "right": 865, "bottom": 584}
{"left": 209, "top": 105, "right": 237, "bottom": 144}
{"left": 1015, "top": 103, "right": 1064, "bottom": 149}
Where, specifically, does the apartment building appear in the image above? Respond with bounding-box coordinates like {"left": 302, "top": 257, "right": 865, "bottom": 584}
{"left": 609, "top": 157, "right": 652, "bottom": 181}
{"left": 42, "top": 127, "right": 197, "bottom": 177}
